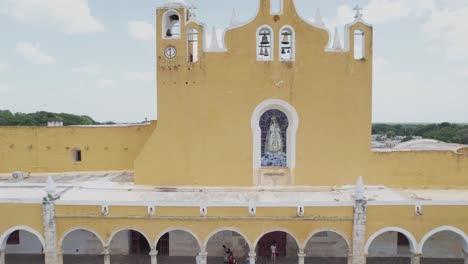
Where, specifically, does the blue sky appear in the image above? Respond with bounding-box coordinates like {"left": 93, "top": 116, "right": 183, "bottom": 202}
{"left": 0, "top": 0, "right": 467, "bottom": 123}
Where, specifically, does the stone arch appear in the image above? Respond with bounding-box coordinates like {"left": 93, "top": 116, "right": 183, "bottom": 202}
{"left": 253, "top": 229, "right": 301, "bottom": 249}
{"left": 251, "top": 99, "right": 299, "bottom": 184}
{"left": 418, "top": 226, "right": 468, "bottom": 253}
{"left": 59, "top": 227, "right": 105, "bottom": 251}
{"left": 303, "top": 229, "right": 351, "bottom": 249}
{"left": 154, "top": 227, "right": 202, "bottom": 251}
{"left": 162, "top": 9, "right": 181, "bottom": 39}
{"left": 365, "top": 227, "right": 418, "bottom": 255}
{"left": 256, "top": 25, "right": 274, "bottom": 61}
{"left": 106, "top": 228, "right": 152, "bottom": 248}
{"left": 203, "top": 227, "right": 251, "bottom": 249}
{"left": 0, "top": 225, "right": 45, "bottom": 250}
{"left": 279, "top": 25, "right": 295, "bottom": 61}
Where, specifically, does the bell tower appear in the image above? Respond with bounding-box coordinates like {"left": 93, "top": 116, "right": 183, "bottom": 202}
{"left": 156, "top": 2, "right": 187, "bottom": 63}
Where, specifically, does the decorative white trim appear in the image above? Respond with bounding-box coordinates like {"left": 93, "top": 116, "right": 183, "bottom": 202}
{"left": 162, "top": 9, "right": 182, "bottom": 40}
{"left": 0, "top": 226, "right": 45, "bottom": 250}
{"left": 343, "top": 20, "right": 372, "bottom": 52}
{"left": 365, "top": 227, "right": 417, "bottom": 255}
{"left": 303, "top": 229, "right": 351, "bottom": 249}
{"left": 417, "top": 226, "right": 468, "bottom": 253}
{"left": 154, "top": 227, "right": 202, "bottom": 250}
{"left": 59, "top": 227, "right": 105, "bottom": 250}
{"left": 279, "top": 25, "right": 295, "bottom": 62}
{"left": 106, "top": 228, "right": 152, "bottom": 248}
{"left": 256, "top": 25, "right": 275, "bottom": 61}
{"left": 270, "top": 0, "right": 283, "bottom": 15}
{"left": 203, "top": 227, "right": 251, "bottom": 249}
{"left": 251, "top": 99, "right": 299, "bottom": 184}
{"left": 253, "top": 228, "right": 301, "bottom": 249}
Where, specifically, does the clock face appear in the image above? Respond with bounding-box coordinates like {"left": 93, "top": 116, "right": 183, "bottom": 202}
{"left": 164, "top": 46, "right": 177, "bottom": 59}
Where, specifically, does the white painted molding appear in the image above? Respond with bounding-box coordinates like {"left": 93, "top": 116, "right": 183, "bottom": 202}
{"left": 256, "top": 25, "right": 275, "bottom": 61}
{"left": 253, "top": 228, "right": 301, "bottom": 249}
{"left": 365, "top": 227, "right": 418, "bottom": 255}
{"left": 0, "top": 226, "right": 45, "bottom": 250}
{"left": 154, "top": 227, "right": 202, "bottom": 250}
{"left": 161, "top": 9, "right": 182, "bottom": 40}
{"left": 106, "top": 228, "right": 152, "bottom": 248}
{"left": 203, "top": 227, "right": 252, "bottom": 249}
{"left": 302, "top": 229, "right": 351, "bottom": 249}
{"left": 251, "top": 99, "right": 299, "bottom": 184}
{"left": 279, "top": 25, "right": 295, "bottom": 62}
{"left": 59, "top": 227, "right": 105, "bottom": 250}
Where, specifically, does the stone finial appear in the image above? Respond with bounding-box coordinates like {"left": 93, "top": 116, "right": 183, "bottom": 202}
{"left": 332, "top": 27, "right": 343, "bottom": 50}
{"left": 314, "top": 8, "right": 325, "bottom": 27}
{"left": 355, "top": 176, "right": 365, "bottom": 200}
{"left": 353, "top": 5, "right": 363, "bottom": 20}
{"left": 230, "top": 8, "right": 240, "bottom": 26}
{"left": 45, "top": 176, "right": 56, "bottom": 196}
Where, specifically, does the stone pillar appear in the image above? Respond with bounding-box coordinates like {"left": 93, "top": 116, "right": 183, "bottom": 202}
{"left": 463, "top": 249, "right": 468, "bottom": 264}
{"left": 103, "top": 247, "right": 110, "bottom": 264}
{"left": 198, "top": 251, "right": 207, "bottom": 264}
{"left": 411, "top": 253, "right": 421, "bottom": 264}
{"left": 43, "top": 201, "right": 58, "bottom": 264}
{"left": 352, "top": 199, "right": 367, "bottom": 264}
{"left": 150, "top": 249, "right": 158, "bottom": 264}
{"left": 347, "top": 252, "right": 353, "bottom": 264}
{"left": 57, "top": 249, "right": 63, "bottom": 264}
{"left": 0, "top": 250, "right": 5, "bottom": 264}
{"left": 248, "top": 248, "right": 256, "bottom": 264}
{"left": 297, "top": 249, "right": 306, "bottom": 264}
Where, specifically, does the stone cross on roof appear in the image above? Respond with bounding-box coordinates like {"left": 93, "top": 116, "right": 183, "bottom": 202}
{"left": 353, "top": 5, "right": 363, "bottom": 20}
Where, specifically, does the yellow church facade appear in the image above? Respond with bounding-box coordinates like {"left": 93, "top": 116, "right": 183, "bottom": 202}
{"left": 0, "top": 1, "right": 467, "bottom": 264}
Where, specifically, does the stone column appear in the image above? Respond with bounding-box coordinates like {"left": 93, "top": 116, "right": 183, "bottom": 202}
{"left": 43, "top": 201, "right": 58, "bottom": 264}
{"left": 0, "top": 250, "right": 5, "bottom": 264}
{"left": 463, "top": 249, "right": 468, "bottom": 264}
{"left": 297, "top": 249, "right": 306, "bottom": 264}
{"left": 347, "top": 252, "right": 353, "bottom": 264}
{"left": 248, "top": 248, "right": 256, "bottom": 264}
{"left": 198, "top": 251, "right": 207, "bottom": 264}
{"left": 352, "top": 199, "right": 367, "bottom": 264}
{"left": 411, "top": 253, "right": 421, "bottom": 264}
{"left": 57, "top": 249, "right": 63, "bottom": 264}
{"left": 150, "top": 248, "right": 158, "bottom": 264}
{"left": 103, "top": 247, "right": 110, "bottom": 264}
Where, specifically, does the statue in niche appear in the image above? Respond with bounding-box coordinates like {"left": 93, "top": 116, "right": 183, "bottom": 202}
{"left": 261, "top": 113, "right": 287, "bottom": 167}
{"left": 265, "top": 116, "right": 283, "bottom": 154}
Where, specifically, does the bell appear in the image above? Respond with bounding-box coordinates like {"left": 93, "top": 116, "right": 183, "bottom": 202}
{"left": 260, "top": 34, "right": 270, "bottom": 45}
{"left": 281, "top": 48, "right": 286, "bottom": 54}
{"left": 281, "top": 33, "right": 290, "bottom": 45}
{"left": 260, "top": 48, "right": 264, "bottom": 56}
{"left": 264, "top": 48, "right": 269, "bottom": 57}
{"left": 287, "top": 49, "right": 290, "bottom": 54}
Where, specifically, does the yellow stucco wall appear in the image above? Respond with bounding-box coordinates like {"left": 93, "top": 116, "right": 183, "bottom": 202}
{"left": 366, "top": 205, "right": 468, "bottom": 243}
{"left": 0, "top": 123, "right": 155, "bottom": 173}
{"left": 0, "top": 204, "right": 44, "bottom": 238}
{"left": 54, "top": 204, "right": 353, "bottom": 249}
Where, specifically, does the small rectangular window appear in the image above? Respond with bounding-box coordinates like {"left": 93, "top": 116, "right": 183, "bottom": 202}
{"left": 270, "top": 0, "right": 282, "bottom": 14}
{"left": 354, "top": 30, "right": 365, "bottom": 60}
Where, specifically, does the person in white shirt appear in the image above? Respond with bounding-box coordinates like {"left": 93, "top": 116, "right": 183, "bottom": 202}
{"left": 270, "top": 242, "right": 277, "bottom": 263}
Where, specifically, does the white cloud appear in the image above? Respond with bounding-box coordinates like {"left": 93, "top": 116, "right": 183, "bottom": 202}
{"left": 16, "top": 42, "right": 56, "bottom": 66}
{"left": 422, "top": 6, "right": 468, "bottom": 60}
{"left": 335, "top": 0, "right": 435, "bottom": 26}
{"left": 0, "top": 0, "right": 104, "bottom": 34}
{"left": 123, "top": 72, "right": 153, "bottom": 83}
{"left": 72, "top": 64, "right": 103, "bottom": 74}
{"left": 128, "top": 21, "right": 155, "bottom": 42}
